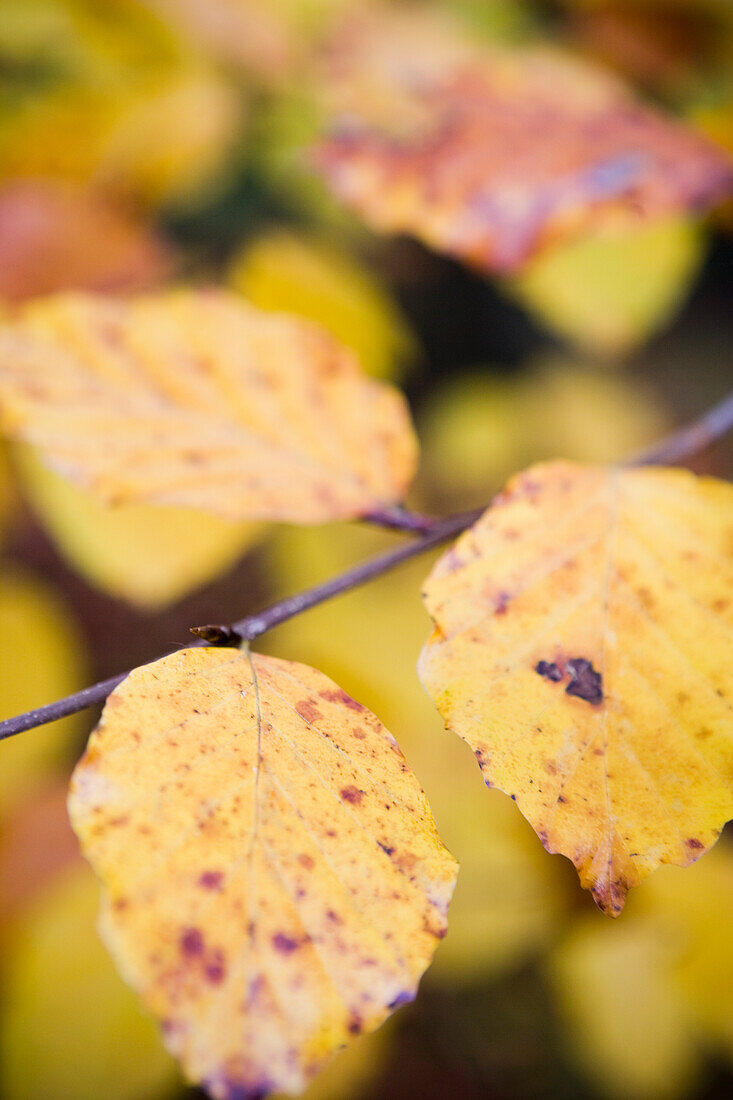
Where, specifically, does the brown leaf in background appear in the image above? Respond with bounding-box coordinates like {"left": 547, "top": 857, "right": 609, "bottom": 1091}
{"left": 312, "top": 8, "right": 733, "bottom": 271}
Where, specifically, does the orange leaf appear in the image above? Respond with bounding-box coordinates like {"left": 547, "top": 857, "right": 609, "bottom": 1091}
{"left": 0, "top": 290, "right": 417, "bottom": 523}
{"left": 312, "top": 8, "right": 733, "bottom": 271}
{"left": 0, "top": 180, "right": 172, "bottom": 303}
{"left": 419, "top": 461, "right": 733, "bottom": 914}
{"left": 68, "top": 647, "right": 457, "bottom": 1099}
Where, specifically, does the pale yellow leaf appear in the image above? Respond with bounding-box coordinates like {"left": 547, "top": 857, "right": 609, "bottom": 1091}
{"left": 417, "top": 360, "right": 670, "bottom": 512}
{"left": 549, "top": 912, "right": 699, "bottom": 1099}
{"left": 0, "top": 862, "right": 179, "bottom": 1100}
{"left": 14, "top": 445, "right": 262, "bottom": 609}
{"left": 0, "top": 290, "right": 417, "bottom": 523}
{"left": 549, "top": 842, "right": 733, "bottom": 1098}
{"left": 419, "top": 461, "right": 733, "bottom": 914}
{"left": 519, "top": 360, "right": 670, "bottom": 466}
{"left": 96, "top": 68, "right": 242, "bottom": 207}
{"left": 507, "top": 218, "right": 705, "bottom": 356}
{"left": 639, "top": 841, "right": 733, "bottom": 1060}
{"left": 0, "top": 0, "right": 241, "bottom": 207}
{"left": 263, "top": 523, "right": 567, "bottom": 982}
{"left": 68, "top": 647, "right": 458, "bottom": 1099}
{"left": 0, "top": 567, "right": 87, "bottom": 816}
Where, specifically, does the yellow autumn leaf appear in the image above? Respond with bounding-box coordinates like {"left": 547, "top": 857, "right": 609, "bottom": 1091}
{"left": 507, "top": 218, "right": 705, "bottom": 357}
{"left": 0, "top": 74, "right": 241, "bottom": 208}
{"left": 519, "top": 360, "right": 670, "bottom": 467}
{"left": 14, "top": 445, "right": 262, "bottom": 609}
{"left": 0, "top": 566, "right": 86, "bottom": 816}
{"left": 639, "top": 841, "right": 733, "bottom": 1060}
{"left": 549, "top": 843, "right": 733, "bottom": 1098}
{"left": 0, "top": 862, "right": 179, "bottom": 1100}
{"left": 96, "top": 68, "right": 242, "bottom": 208}
{"left": 68, "top": 647, "right": 458, "bottom": 1099}
{"left": 0, "top": 290, "right": 417, "bottom": 523}
{"left": 263, "top": 523, "right": 567, "bottom": 983}
{"left": 229, "top": 229, "right": 415, "bottom": 382}
{"left": 0, "top": 0, "right": 181, "bottom": 83}
{"left": 419, "top": 461, "right": 733, "bottom": 914}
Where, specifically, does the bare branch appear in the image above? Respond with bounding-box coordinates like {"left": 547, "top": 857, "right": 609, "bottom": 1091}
{"left": 0, "top": 509, "right": 481, "bottom": 741}
{"left": 0, "top": 673, "right": 128, "bottom": 741}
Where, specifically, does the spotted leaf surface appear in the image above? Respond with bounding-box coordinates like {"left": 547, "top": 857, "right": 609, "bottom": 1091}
{"left": 419, "top": 461, "right": 733, "bottom": 914}
{"left": 312, "top": 8, "right": 733, "bottom": 271}
{"left": 68, "top": 647, "right": 457, "bottom": 1099}
{"left": 0, "top": 290, "right": 417, "bottom": 523}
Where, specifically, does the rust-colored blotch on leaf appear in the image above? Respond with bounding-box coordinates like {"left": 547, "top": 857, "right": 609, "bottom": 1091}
{"left": 312, "top": 9, "right": 733, "bottom": 271}
{"left": 68, "top": 648, "right": 457, "bottom": 1099}
{"left": 418, "top": 461, "right": 733, "bottom": 914}
{"left": 0, "top": 290, "right": 417, "bottom": 523}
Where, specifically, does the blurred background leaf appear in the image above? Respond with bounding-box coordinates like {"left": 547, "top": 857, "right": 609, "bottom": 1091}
{"left": 0, "top": 862, "right": 180, "bottom": 1100}
{"left": 506, "top": 218, "right": 705, "bottom": 358}
{"left": 0, "top": 0, "right": 244, "bottom": 209}
{"left": 229, "top": 228, "right": 416, "bottom": 382}
{"left": 13, "top": 446, "right": 263, "bottom": 610}
{"left": 549, "top": 844, "right": 733, "bottom": 1099}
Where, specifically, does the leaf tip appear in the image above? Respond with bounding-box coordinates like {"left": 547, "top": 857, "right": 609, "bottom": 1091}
{"left": 589, "top": 870, "right": 630, "bottom": 918}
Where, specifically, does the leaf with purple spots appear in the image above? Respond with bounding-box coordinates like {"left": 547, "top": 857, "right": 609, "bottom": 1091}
{"left": 68, "top": 647, "right": 457, "bottom": 1099}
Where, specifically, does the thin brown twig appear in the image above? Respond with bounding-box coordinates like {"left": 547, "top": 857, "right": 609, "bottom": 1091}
{"left": 1, "top": 386, "right": 731, "bottom": 741}
{"left": 0, "top": 508, "right": 481, "bottom": 741}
